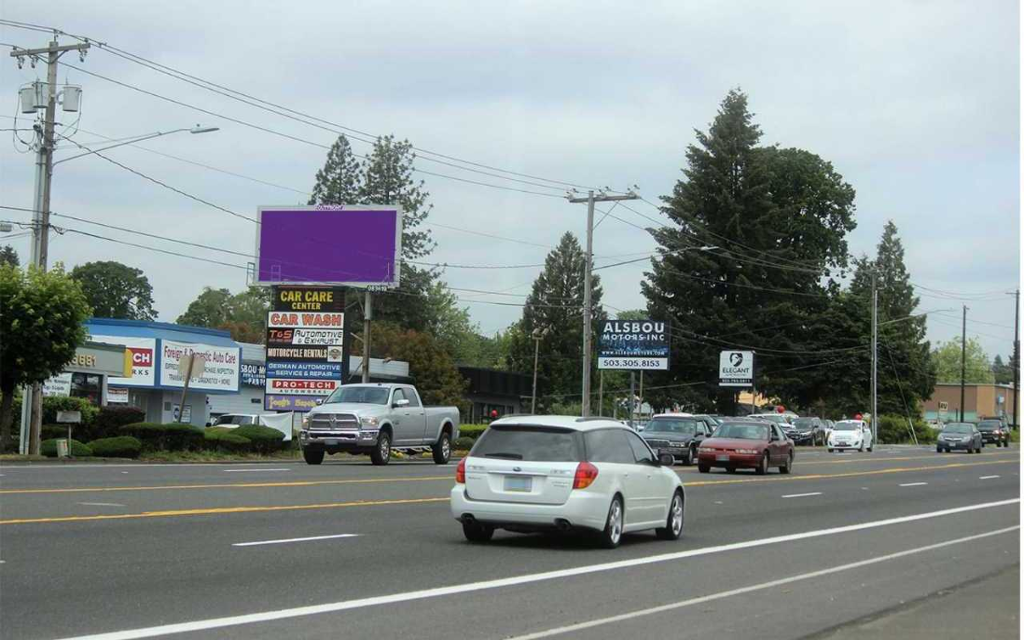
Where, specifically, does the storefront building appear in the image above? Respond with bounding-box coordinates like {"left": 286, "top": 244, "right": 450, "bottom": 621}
{"left": 84, "top": 319, "right": 242, "bottom": 428}
{"left": 922, "top": 382, "right": 1020, "bottom": 425}
{"left": 43, "top": 341, "right": 132, "bottom": 405}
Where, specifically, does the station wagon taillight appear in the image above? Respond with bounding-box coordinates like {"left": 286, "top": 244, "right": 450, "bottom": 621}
{"left": 573, "top": 462, "right": 599, "bottom": 490}
{"left": 456, "top": 458, "right": 466, "bottom": 484}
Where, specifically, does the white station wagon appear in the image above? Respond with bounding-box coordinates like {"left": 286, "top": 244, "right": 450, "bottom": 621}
{"left": 450, "top": 416, "right": 686, "bottom": 548}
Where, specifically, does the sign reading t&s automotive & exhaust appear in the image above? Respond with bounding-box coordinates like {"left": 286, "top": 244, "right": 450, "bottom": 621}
{"left": 719, "top": 350, "right": 754, "bottom": 388}
{"left": 597, "top": 320, "right": 670, "bottom": 370}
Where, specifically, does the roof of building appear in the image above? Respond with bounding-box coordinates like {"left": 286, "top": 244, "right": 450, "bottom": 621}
{"left": 86, "top": 318, "right": 238, "bottom": 348}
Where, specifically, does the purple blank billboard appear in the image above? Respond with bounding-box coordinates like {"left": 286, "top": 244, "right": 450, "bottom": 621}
{"left": 256, "top": 206, "right": 403, "bottom": 287}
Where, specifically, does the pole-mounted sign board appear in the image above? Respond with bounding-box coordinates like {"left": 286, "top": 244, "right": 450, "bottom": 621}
{"left": 597, "top": 320, "right": 670, "bottom": 370}
{"left": 719, "top": 350, "right": 754, "bottom": 388}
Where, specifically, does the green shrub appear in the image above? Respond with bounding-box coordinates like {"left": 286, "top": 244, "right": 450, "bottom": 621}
{"left": 203, "top": 428, "right": 252, "bottom": 452}
{"left": 459, "top": 424, "right": 488, "bottom": 441}
{"left": 120, "top": 422, "right": 204, "bottom": 452}
{"left": 91, "top": 406, "right": 146, "bottom": 439}
{"left": 453, "top": 436, "right": 475, "bottom": 451}
{"left": 87, "top": 436, "right": 142, "bottom": 458}
{"left": 40, "top": 438, "right": 93, "bottom": 458}
{"left": 42, "top": 396, "right": 99, "bottom": 428}
{"left": 42, "top": 424, "right": 72, "bottom": 440}
{"left": 877, "top": 414, "right": 935, "bottom": 444}
{"left": 232, "top": 425, "right": 285, "bottom": 454}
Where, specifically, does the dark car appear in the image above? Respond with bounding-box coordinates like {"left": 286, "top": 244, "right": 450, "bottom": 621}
{"left": 977, "top": 420, "right": 1010, "bottom": 447}
{"left": 696, "top": 419, "right": 794, "bottom": 475}
{"left": 641, "top": 415, "right": 712, "bottom": 465}
{"left": 936, "top": 423, "right": 983, "bottom": 453}
{"left": 789, "top": 417, "right": 824, "bottom": 446}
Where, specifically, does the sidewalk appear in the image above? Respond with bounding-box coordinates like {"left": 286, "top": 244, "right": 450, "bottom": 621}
{"left": 810, "top": 565, "right": 1020, "bottom": 640}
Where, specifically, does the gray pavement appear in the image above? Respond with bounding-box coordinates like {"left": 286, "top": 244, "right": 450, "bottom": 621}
{"left": 0, "top": 446, "right": 1019, "bottom": 639}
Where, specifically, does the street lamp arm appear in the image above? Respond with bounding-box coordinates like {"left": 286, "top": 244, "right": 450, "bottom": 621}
{"left": 53, "top": 125, "right": 218, "bottom": 166}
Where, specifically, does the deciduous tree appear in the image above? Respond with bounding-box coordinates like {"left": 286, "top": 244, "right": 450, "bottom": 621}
{"left": 933, "top": 337, "right": 994, "bottom": 384}
{"left": 70, "top": 261, "right": 156, "bottom": 321}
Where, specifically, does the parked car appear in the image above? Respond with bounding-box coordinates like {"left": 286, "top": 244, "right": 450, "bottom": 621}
{"left": 209, "top": 413, "right": 293, "bottom": 440}
{"left": 788, "top": 417, "right": 825, "bottom": 446}
{"left": 641, "top": 414, "right": 712, "bottom": 465}
{"left": 451, "top": 416, "right": 685, "bottom": 548}
{"left": 750, "top": 413, "right": 797, "bottom": 433}
{"left": 696, "top": 419, "right": 794, "bottom": 475}
{"left": 299, "top": 383, "right": 459, "bottom": 465}
{"left": 822, "top": 419, "right": 836, "bottom": 442}
{"left": 936, "top": 423, "right": 984, "bottom": 453}
{"left": 976, "top": 419, "right": 1010, "bottom": 447}
{"left": 827, "top": 420, "right": 873, "bottom": 452}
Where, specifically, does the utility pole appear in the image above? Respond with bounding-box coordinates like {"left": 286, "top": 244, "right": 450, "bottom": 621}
{"left": 871, "top": 271, "right": 878, "bottom": 444}
{"left": 362, "top": 291, "right": 372, "bottom": 383}
{"left": 530, "top": 328, "right": 543, "bottom": 414}
{"left": 1012, "top": 290, "right": 1019, "bottom": 429}
{"left": 597, "top": 371, "right": 604, "bottom": 417}
{"left": 629, "top": 372, "right": 636, "bottom": 429}
{"left": 11, "top": 38, "right": 90, "bottom": 455}
{"left": 960, "top": 305, "right": 968, "bottom": 422}
{"left": 568, "top": 190, "right": 638, "bottom": 417}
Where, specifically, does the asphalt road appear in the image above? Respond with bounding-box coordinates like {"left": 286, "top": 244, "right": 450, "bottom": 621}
{"left": 0, "top": 445, "right": 1019, "bottom": 640}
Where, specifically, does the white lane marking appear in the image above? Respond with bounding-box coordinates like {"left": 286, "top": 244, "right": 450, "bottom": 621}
{"left": 899, "top": 482, "right": 928, "bottom": 487}
{"left": 223, "top": 468, "right": 290, "bottom": 473}
{"left": 713, "top": 501, "right": 723, "bottom": 505}
{"left": 121, "top": 472, "right": 129, "bottom": 474}
{"left": 54, "top": 498, "right": 1020, "bottom": 640}
{"left": 233, "top": 534, "right": 360, "bottom": 547}
{"left": 979, "top": 475, "right": 1000, "bottom": 480}
{"left": 508, "top": 525, "right": 1021, "bottom": 640}
{"left": 782, "top": 492, "right": 822, "bottom": 499}
{"left": 77, "top": 502, "right": 126, "bottom": 507}
{"left": 861, "top": 487, "right": 869, "bottom": 490}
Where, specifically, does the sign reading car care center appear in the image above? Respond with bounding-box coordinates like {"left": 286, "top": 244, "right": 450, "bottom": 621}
{"left": 719, "top": 350, "right": 754, "bottom": 388}
{"left": 265, "top": 286, "right": 345, "bottom": 411}
{"left": 597, "top": 320, "right": 670, "bottom": 370}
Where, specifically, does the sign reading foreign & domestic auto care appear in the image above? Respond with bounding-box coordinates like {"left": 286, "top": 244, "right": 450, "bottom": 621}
{"left": 597, "top": 320, "right": 670, "bottom": 370}
{"left": 265, "top": 285, "right": 346, "bottom": 410}
{"left": 719, "top": 350, "right": 754, "bottom": 388}
{"left": 160, "top": 341, "right": 240, "bottom": 392}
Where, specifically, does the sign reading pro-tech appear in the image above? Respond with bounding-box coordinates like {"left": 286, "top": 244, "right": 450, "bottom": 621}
{"left": 265, "top": 286, "right": 345, "bottom": 411}
{"left": 597, "top": 320, "right": 670, "bottom": 370}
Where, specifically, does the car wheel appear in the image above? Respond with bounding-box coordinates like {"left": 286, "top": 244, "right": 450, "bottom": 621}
{"left": 779, "top": 452, "right": 793, "bottom": 475}
{"left": 302, "top": 448, "right": 324, "bottom": 465}
{"left": 370, "top": 431, "right": 391, "bottom": 466}
{"left": 827, "top": 447, "right": 833, "bottom": 453}
{"left": 697, "top": 463, "right": 710, "bottom": 474}
{"left": 432, "top": 431, "right": 451, "bottom": 465}
{"left": 656, "top": 491, "right": 684, "bottom": 541}
{"left": 462, "top": 521, "right": 494, "bottom": 543}
{"left": 858, "top": 442, "right": 864, "bottom": 452}
{"left": 936, "top": 446, "right": 942, "bottom": 453}
{"left": 681, "top": 446, "right": 693, "bottom": 466}
{"left": 598, "top": 496, "right": 624, "bottom": 549}
{"left": 755, "top": 452, "right": 768, "bottom": 476}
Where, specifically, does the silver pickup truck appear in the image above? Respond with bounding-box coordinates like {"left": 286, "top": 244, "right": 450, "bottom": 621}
{"left": 299, "top": 383, "right": 460, "bottom": 466}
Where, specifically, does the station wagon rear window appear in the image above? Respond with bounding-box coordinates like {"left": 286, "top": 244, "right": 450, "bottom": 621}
{"left": 471, "top": 425, "right": 583, "bottom": 462}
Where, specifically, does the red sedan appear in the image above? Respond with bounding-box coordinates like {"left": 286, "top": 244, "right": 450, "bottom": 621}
{"left": 696, "top": 420, "right": 794, "bottom": 475}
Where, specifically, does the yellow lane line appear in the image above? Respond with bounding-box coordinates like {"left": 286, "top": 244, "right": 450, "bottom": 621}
{"left": 0, "top": 475, "right": 453, "bottom": 496}
{"left": 681, "top": 459, "right": 1020, "bottom": 487}
{"left": 0, "top": 458, "right": 1016, "bottom": 526}
{"left": 769, "top": 452, "right": 1016, "bottom": 467}
{"left": 0, "top": 497, "right": 449, "bottom": 525}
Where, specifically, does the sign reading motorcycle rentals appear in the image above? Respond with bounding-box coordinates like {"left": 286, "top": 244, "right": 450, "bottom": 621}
{"left": 597, "top": 320, "right": 670, "bottom": 370}
{"left": 719, "top": 351, "right": 754, "bottom": 388}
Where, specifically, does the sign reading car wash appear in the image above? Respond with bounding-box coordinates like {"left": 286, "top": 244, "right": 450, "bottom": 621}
{"left": 719, "top": 350, "right": 755, "bottom": 388}
{"left": 265, "top": 287, "right": 345, "bottom": 411}
{"left": 159, "top": 341, "right": 240, "bottom": 391}
{"left": 103, "top": 337, "right": 157, "bottom": 387}
{"left": 597, "top": 320, "right": 670, "bottom": 370}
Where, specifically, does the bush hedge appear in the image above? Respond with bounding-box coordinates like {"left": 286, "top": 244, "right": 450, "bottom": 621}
{"left": 88, "top": 436, "right": 142, "bottom": 458}
{"left": 877, "top": 414, "right": 935, "bottom": 444}
{"left": 232, "top": 425, "right": 286, "bottom": 454}
{"left": 42, "top": 396, "right": 100, "bottom": 428}
{"left": 203, "top": 427, "right": 252, "bottom": 452}
{"left": 41, "top": 438, "right": 93, "bottom": 458}
{"left": 92, "top": 406, "right": 146, "bottom": 439}
{"left": 120, "top": 423, "right": 205, "bottom": 452}
{"left": 459, "top": 424, "right": 488, "bottom": 441}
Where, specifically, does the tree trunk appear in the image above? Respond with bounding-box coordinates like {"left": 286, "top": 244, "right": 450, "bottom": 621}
{"left": 0, "top": 380, "right": 14, "bottom": 454}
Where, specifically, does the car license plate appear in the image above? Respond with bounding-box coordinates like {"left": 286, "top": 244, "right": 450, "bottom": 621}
{"left": 716, "top": 454, "right": 730, "bottom": 462}
{"left": 323, "top": 438, "right": 339, "bottom": 445}
{"left": 505, "top": 476, "right": 532, "bottom": 492}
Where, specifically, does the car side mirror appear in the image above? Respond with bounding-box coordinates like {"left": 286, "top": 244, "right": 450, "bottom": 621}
{"left": 657, "top": 453, "right": 674, "bottom": 467}
{"left": 393, "top": 398, "right": 410, "bottom": 408}
{"left": 315, "top": 398, "right": 324, "bottom": 406}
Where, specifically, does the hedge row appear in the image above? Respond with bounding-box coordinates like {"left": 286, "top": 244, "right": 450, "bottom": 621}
{"left": 41, "top": 438, "right": 93, "bottom": 457}
{"left": 3, "top": 395, "right": 145, "bottom": 445}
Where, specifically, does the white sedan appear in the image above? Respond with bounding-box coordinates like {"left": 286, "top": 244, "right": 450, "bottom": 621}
{"left": 828, "top": 420, "right": 873, "bottom": 452}
{"left": 451, "top": 416, "right": 685, "bottom": 548}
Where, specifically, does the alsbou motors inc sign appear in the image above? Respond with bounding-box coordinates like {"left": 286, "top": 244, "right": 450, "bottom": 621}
{"left": 597, "top": 320, "right": 670, "bottom": 370}
{"left": 265, "top": 286, "right": 346, "bottom": 411}
{"left": 719, "top": 350, "right": 755, "bottom": 388}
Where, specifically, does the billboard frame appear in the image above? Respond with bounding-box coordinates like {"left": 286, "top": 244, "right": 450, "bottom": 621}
{"left": 255, "top": 205, "right": 404, "bottom": 288}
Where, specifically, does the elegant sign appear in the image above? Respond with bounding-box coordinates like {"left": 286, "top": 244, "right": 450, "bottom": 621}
{"left": 719, "top": 351, "right": 755, "bottom": 388}
{"left": 597, "top": 320, "right": 670, "bottom": 370}
{"left": 159, "top": 341, "right": 240, "bottom": 392}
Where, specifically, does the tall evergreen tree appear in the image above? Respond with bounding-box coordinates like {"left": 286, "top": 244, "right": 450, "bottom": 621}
{"left": 0, "top": 246, "right": 18, "bottom": 267}
{"left": 642, "top": 90, "right": 856, "bottom": 413}
{"left": 308, "top": 135, "right": 362, "bottom": 206}
{"left": 507, "top": 232, "right": 605, "bottom": 411}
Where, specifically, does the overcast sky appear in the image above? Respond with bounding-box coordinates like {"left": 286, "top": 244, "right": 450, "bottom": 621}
{"left": 1, "top": 0, "right": 1019, "bottom": 362}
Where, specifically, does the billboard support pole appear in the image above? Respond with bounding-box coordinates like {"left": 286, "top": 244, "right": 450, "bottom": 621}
{"left": 629, "top": 372, "right": 636, "bottom": 429}
{"left": 598, "top": 371, "right": 604, "bottom": 417}
{"left": 362, "top": 291, "right": 372, "bottom": 383}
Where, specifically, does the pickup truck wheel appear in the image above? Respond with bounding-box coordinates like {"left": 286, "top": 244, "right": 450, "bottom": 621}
{"left": 432, "top": 431, "right": 452, "bottom": 464}
{"left": 371, "top": 432, "right": 391, "bottom": 466}
{"left": 303, "top": 449, "right": 324, "bottom": 465}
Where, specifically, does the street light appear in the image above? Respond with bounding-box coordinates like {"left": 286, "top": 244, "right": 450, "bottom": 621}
{"left": 54, "top": 125, "right": 219, "bottom": 166}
